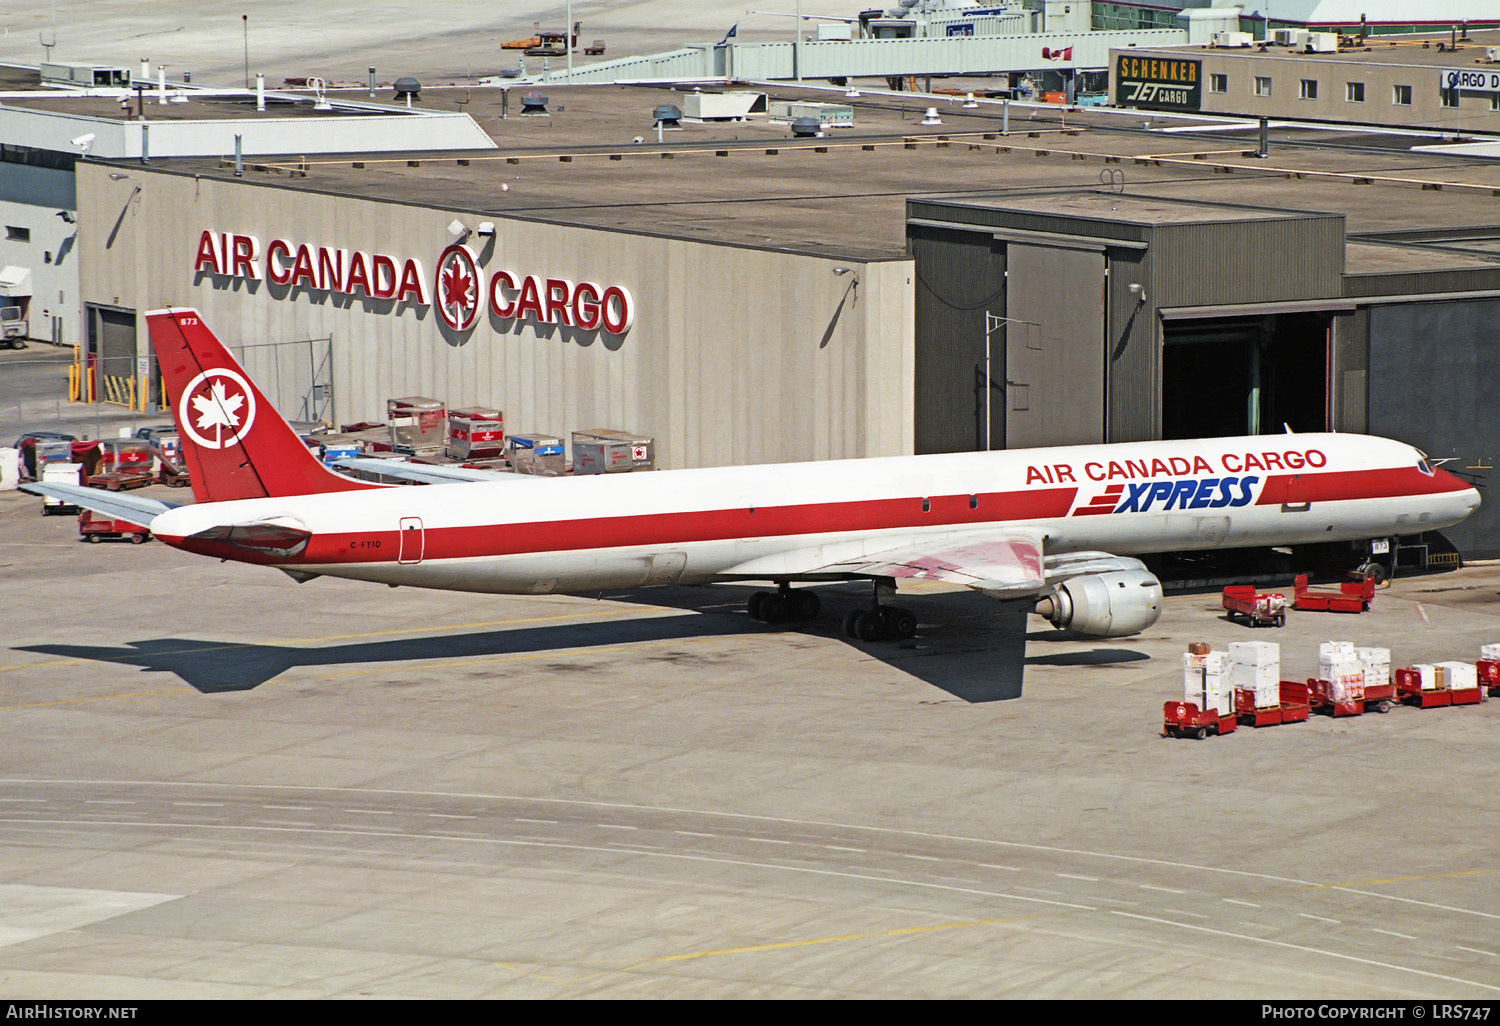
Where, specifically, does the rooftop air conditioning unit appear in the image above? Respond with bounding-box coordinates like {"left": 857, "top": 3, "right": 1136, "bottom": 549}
{"left": 1212, "top": 31, "right": 1253, "bottom": 48}
{"left": 1306, "top": 32, "right": 1338, "bottom": 53}
{"left": 1272, "top": 28, "right": 1308, "bottom": 47}
{"left": 1487, "top": 46, "right": 1500, "bottom": 62}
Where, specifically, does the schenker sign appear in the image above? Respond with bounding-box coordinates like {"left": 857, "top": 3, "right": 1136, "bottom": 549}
{"left": 192, "top": 230, "right": 636, "bottom": 336}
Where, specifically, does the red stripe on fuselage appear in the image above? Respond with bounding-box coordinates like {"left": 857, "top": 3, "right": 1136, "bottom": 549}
{"left": 1256, "top": 466, "right": 1471, "bottom": 506}
{"left": 169, "top": 486, "right": 1080, "bottom": 565}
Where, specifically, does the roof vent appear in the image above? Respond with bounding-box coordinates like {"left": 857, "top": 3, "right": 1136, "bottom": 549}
{"left": 393, "top": 76, "right": 421, "bottom": 102}
{"left": 653, "top": 103, "right": 683, "bottom": 129}
{"left": 790, "top": 116, "right": 821, "bottom": 137}
{"left": 520, "top": 92, "right": 549, "bottom": 116}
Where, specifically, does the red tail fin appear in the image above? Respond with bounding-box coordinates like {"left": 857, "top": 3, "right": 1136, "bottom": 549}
{"left": 147, "top": 308, "right": 376, "bottom": 502}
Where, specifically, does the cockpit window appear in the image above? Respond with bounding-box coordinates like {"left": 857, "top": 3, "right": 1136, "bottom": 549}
{"left": 1417, "top": 458, "right": 1434, "bottom": 476}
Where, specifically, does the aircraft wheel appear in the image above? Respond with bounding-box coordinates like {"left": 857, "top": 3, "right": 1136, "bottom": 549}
{"left": 761, "top": 595, "right": 789, "bottom": 623}
{"left": 842, "top": 610, "right": 862, "bottom": 639}
{"left": 887, "top": 607, "right": 917, "bottom": 638}
{"left": 792, "top": 590, "right": 820, "bottom": 620}
{"left": 856, "top": 610, "right": 886, "bottom": 642}
{"left": 1358, "top": 562, "right": 1387, "bottom": 585}
{"left": 748, "top": 591, "right": 772, "bottom": 621}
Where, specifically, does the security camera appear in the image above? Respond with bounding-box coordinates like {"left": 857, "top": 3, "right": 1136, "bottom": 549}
{"left": 71, "top": 132, "right": 96, "bottom": 154}
{"left": 476, "top": 221, "right": 495, "bottom": 236}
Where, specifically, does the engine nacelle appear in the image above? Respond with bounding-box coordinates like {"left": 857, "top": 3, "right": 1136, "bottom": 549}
{"left": 1034, "top": 569, "right": 1163, "bottom": 638}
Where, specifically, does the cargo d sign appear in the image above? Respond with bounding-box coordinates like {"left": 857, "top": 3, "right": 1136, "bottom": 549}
{"left": 193, "top": 231, "right": 635, "bottom": 336}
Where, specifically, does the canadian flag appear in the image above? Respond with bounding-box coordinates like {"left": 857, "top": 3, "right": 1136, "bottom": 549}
{"left": 1042, "top": 45, "right": 1074, "bottom": 60}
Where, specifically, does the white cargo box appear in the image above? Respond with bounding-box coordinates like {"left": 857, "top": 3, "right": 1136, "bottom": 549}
{"left": 1481, "top": 643, "right": 1500, "bottom": 662}
{"left": 1184, "top": 651, "right": 1232, "bottom": 715}
{"left": 1229, "top": 641, "right": 1280, "bottom": 708}
{"left": 1412, "top": 663, "right": 1437, "bottom": 690}
{"left": 1356, "top": 647, "right": 1391, "bottom": 687}
{"left": 1437, "top": 661, "right": 1478, "bottom": 690}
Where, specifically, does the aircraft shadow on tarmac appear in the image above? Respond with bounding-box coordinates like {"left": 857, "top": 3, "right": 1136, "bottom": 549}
{"left": 18, "top": 583, "right": 1149, "bottom": 703}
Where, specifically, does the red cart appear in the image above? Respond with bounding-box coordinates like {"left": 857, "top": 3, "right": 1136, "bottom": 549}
{"left": 1293, "top": 574, "right": 1375, "bottom": 613}
{"left": 1222, "top": 585, "right": 1287, "bottom": 627}
{"left": 1235, "top": 680, "right": 1312, "bottom": 727}
{"left": 78, "top": 509, "right": 150, "bottom": 544}
{"left": 1163, "top": 700, "right": 1237, "bottom": 739}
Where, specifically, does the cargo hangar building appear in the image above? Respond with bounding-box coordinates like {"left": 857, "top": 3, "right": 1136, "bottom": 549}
{"left": 43, "top": 77, "right": 1500, "bottom": 557}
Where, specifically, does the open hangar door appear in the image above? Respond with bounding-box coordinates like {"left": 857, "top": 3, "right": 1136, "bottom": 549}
{"left": 1159, "top": 312, "right": 1331, "bottom": 440}
{"left": 1369, "top": 299, "right": 1499, "bottom": 560}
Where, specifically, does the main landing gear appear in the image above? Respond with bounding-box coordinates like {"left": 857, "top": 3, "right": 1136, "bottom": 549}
{"left": 747, "top": 584, "right": 821, "bottom": 623}
{"left": 745, "top": 580, "right": 918, "bottom": 641}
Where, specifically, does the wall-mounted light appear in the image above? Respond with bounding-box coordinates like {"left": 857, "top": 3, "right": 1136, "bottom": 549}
{"left": 447, "top": 218, "right": 470, "bottom": 242}
{"left": 476, "top": 221, "right": 495, "bottom": 237}
{"left": 1128, "top": 282, "right": 1146, "bottom": 304}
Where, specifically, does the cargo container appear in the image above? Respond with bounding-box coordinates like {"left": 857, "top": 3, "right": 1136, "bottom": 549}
{"left": 447, "top": 407, "right": 505, "bottom": 459}
{"left": 572, "top": 427, "right": 655, "bottom": 475}
{"left": 387, "top": 396, "right": 447, "bottom": 452}
{"left": 506, "top": 433, "right": 565, "bottom": 476}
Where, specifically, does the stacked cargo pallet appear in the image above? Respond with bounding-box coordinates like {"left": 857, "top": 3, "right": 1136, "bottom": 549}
{"left": 1164, "top": 643, "right": 1237, "bottom": 738}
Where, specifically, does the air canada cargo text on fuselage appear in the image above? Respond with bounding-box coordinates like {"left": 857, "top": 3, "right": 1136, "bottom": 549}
{"left": 191, "top": 230, "right": 635, "bottom": 336}
{"left": 1024, "top": 446, "right": 1330, "bottom": 516}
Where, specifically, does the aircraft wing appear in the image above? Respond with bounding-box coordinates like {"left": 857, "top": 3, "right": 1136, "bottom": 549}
{"left": 19, "top": 482, "right": 180, "bottom": 526}
{"left": 810, "top": 530, "right": 1047, "bottom": 598}
{"left": 721, "top": 528, "right": 1049, "bottom": 599}
{"left": 331, "top": 457, "right": 538, "bottom": 485}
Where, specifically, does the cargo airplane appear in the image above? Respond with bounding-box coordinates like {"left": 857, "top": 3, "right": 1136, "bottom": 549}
{"left": 24, "top": 309, "right": 1480, "bottom": 647}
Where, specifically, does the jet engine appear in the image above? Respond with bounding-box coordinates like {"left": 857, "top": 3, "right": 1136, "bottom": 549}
{"left": 1034, "top": 567, "right": 1163, "bottom": 638}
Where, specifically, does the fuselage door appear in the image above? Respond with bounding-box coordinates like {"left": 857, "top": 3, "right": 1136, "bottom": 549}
{"left": 398, "top": 517, "right": 424, "bottom": 564}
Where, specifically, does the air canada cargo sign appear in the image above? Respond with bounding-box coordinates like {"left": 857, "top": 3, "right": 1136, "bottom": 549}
{"left": 192, "top": 230, "right": 635, "bottom": 336}
{"left": 1114, "top": 55, "right": 1201, "bottom": 112}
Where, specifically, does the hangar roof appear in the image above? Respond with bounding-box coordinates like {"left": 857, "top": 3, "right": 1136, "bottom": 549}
{"left": 89, "top": 80, "right": 1500, "bottom": 276}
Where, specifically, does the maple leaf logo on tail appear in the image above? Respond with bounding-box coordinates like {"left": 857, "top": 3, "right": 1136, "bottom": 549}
{"left": 177, "top": 368, "right": 258, "bottom": 450}
{"left": 191, "top": 381, "right": 246, "bottom": 447}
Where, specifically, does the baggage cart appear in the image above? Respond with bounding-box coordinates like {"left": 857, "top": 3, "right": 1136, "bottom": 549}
{"left": 572, "top": 427, "right": 654, "bottom": 475}
{"left": 387, "top": 396, "right": 447, "bottom": 453}
{"left": 1476, "top": 658, "right": 1500, "bottom": 698}
{"left": 447, "top": 407, "right": 505, "bottom": 459}
{"left": 1163, "top": 699, "right": 1237, "bottom": 739}
{"left": 1222, "top": 585, "right": 1286, "bottom": 627}
{"left": 1293, "top": 573, "right": 1374, "bottom": 613}
{"left": 78, "top": 509, "right": 150, "bottom": 543}
{"left": 1394, "top": 665, "right": 1482, "bottom": 708}
{"left": 506, "top": 433, "right": 565, "bottom": 476}
{"left": 1308, "top": 676, "right": 1364, "bottom": 717}
{"left": 1235, "top": 680, "right": 1311, "bottom": 727}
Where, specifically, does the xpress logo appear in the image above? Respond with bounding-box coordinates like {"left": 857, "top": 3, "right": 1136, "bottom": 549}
{"left": 1073, "top": 475, "right": 1262, "bottom": 516}
{"left": 179, "top": 368, "right": 257, "bottom": 450}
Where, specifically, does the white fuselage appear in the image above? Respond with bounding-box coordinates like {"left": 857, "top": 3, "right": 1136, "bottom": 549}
{"left": 149, "top": 433, "right": 1478, "bottom": 595}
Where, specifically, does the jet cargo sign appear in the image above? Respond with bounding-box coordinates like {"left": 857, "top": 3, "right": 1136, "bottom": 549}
{"left": 192, "top": 230, "right": 635, "bottom": 337}
{"left": 1114, "top": 55, "right": 1201, "bottom": 112}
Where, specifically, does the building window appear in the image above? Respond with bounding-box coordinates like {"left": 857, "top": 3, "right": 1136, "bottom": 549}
{"left": 1441, "top": 88, "right": 1459, "bottom": 108}
{"left": 1210, "top": 73, "right": 1227, "bottom": 93}
{"left": 1492, "top": 93, "right": 1500, "bottom": 111}
{"left": 1300, "top": 79, "right": 1318, "bottom": 100}
{"left": 1393, "top": 84, "right": 1412, "bottom": 105}
{"left": 4, "top": 226, "right": 28, "bottom": 242}
{"left": 1346, "top": 81, "right": 1365, "bottom": 102}
{"left": 1255, "top": 76, "right": 1272, "bottom": 97}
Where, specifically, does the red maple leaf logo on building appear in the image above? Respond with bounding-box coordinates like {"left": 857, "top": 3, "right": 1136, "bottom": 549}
{"left": 441, "top": 258, "right": 475, "bottom": 315}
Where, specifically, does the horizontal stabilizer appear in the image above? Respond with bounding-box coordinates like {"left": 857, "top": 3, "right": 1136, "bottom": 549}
{"left": 332, "top": 457, "right": 540, "bottom": 485}
{"left": 19, "top": 482, "right": 179, "bottom": 526}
